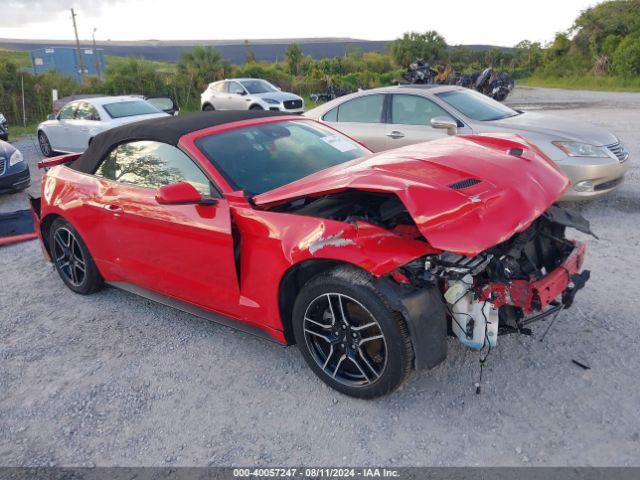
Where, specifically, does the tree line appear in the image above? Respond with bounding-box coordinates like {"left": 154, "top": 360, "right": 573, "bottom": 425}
{"left": 1, "top": 0, "right": 638, "bottom": 126}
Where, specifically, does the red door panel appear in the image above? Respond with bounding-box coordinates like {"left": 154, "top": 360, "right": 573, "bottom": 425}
{"left": 102, "top": 182, "right": 240, "bottom": 315}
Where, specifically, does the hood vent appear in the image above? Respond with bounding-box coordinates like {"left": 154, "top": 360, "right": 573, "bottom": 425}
{"left": 448, "top": 178, "right": 481, "bottom": 190}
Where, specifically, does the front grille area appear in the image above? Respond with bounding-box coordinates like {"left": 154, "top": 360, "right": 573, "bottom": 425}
{"left": 284, "top": 99, "right": 303, "bottom": 110}
{"left": 605, "top": 142, "right": 629, "bottom": 162}
{"left": 0, "top": 157, "right": 6, "bottom": 176}
{"left": 448, "top": 178, "right": 481, "bottom": 190}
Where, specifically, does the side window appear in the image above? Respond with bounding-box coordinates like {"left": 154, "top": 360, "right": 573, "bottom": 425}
{"left": 228, "top": 82, "right": 245, "bottom": 95}
{"left": 95, "top": 140, "right": 213, "bottom": 195}
{"left": 391, "top": 95, "right": 454, "bottom": 126}
{"left": 58, "top": 103, "right": 76, "bottom": 120}
{"left": 221, "top": 82, "right": 230, "bottom": 93}
{"left": 322, "top": 107, "right": 338, "bottom": 122}
{"left": 211, "top": 82, "right": 223, "bottom": 92}
{"left": 75, "top": 102, "right": 100, "bottom": 121}
{"left": 335, "top": 95, "right": 384, "bottom": 123}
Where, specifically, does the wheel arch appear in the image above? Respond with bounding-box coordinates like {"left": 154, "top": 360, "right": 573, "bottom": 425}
{"left": 40, "top": 212, "right": 64, "bottom": 257}
{"left": 278, "top": 258, "right": 360, "bottom": 345}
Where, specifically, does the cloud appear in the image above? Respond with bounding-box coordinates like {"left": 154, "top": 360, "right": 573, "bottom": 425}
{"left": 0, "top": 0, "right": 121, "bottom": 27}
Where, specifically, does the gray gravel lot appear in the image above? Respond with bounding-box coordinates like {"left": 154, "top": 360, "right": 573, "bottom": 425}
{"left": 1, "top": 86, "right": 639, "bottom": 467}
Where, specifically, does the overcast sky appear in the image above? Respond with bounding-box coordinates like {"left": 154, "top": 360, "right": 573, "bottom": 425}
{"left": 0, "top": 0, "right": 599, "bottom": 47}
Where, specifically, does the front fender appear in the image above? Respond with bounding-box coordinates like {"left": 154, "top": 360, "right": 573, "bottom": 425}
{"left": 233, "top": 206, "right": 434, "bottom": 278}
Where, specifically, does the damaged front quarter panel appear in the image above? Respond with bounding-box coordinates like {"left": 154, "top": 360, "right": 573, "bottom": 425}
{"left": 226, "top": 202, "right": 439, "bottom": 335}
{"left": 307, "top": 229, "right": 356, "bottom": 255}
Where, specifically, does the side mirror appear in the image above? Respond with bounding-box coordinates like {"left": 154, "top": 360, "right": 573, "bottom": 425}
{"left": 146, "top": 96, "right": 179, "bottom": 115}
{"left": 237, "top": 90, "right": 247, "bottom": 96}
{"left": 430, "top": 117, "right": 458, "bottom": 136}
{"left": 155, "top": 182, "right": 216, "bottom": 205}
{"left": 47, "top": 114, "right": 57, "bottom": 121}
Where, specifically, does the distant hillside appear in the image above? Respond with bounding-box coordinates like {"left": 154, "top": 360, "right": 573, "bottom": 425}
{"left": 0, "top": 38, "right": 390, "bottom": 64}
{"left": 0, "top": 38, "right": 513, "bottom": 65}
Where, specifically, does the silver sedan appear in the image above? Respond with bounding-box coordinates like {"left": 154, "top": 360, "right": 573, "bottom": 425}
{"left": 305, "top": 85, "right": 629, "bottom": 200}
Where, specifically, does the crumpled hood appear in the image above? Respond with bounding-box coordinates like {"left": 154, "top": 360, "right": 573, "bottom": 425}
{"left": 253, "top": 134, "right": 570, "bottom": 256}
{"left": 486, "top": 111, "right": 617, "bottom": 146}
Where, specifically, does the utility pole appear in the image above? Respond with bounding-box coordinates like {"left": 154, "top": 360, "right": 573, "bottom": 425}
{"left": 92, "top": 28, "right": 101, "bottom": 77}
{"left": 70, "top": 8, "right": 85, "bottom": 84}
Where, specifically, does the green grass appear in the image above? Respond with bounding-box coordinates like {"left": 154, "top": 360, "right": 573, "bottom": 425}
{"left": 519, "top": 75, "right": 640, "bottom": 92}
{"left": 9, "top": 122, "right": 40, "bottom": 140}
{"left": 0, "top": 48, "right": 31, "bottom": 69}
{"left": 104, "top": 55, "right": 176, "bottom": 72}
{"left": 301, "top": 95, "right": 320, "bottom": 110}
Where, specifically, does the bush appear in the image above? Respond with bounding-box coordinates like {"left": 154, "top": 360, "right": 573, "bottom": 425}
{"left": 613, "top": 35, "right": 640, "bottom": 76}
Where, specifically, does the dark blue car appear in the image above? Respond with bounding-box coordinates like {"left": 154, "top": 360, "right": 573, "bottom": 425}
{"left": 0, "top": 140, "right": 30, "bottom": 194}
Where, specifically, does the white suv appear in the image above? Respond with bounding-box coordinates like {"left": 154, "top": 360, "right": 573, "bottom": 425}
{"left": 201, "top": 78, "right": 304, "bottom": 114}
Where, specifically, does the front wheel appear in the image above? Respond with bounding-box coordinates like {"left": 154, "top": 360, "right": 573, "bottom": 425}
{"left": 292, "top": 266, "right": 413, "bottom": 398}
{"left": 49, "top": 218, "right": 103, "bottom": 295}
{"left": 38, "top": 131, "right": 54, "bottom": 157}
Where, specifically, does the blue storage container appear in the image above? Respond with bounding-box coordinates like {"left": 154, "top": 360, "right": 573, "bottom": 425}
{"left": 30, "top": 46, "right": 105, "bottom": 81}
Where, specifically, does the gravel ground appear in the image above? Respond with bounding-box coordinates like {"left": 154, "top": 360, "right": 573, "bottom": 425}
{"left": 1, "top": 86, "right": 639, "bottom": 467}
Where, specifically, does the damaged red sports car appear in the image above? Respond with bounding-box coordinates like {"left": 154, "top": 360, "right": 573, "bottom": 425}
{"left": 31, "top": 111, "right": 592, "bottom": 398}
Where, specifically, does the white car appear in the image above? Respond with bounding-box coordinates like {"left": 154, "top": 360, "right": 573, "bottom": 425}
{"left": 201, "top": 78, "right": 304, "bottom": 114}
{"left": 37, "top": 96, "right": 171, "bottom": 156}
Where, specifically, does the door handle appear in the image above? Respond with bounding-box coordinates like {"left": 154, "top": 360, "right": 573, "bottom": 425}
{"left": 105, "top": 204, "right": 123, "bottom": 215}
{"left": 386, "top": 131, "right": 405, "bottom": 139}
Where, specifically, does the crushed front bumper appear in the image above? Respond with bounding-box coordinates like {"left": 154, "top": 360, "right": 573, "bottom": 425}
{"left": 479, "top": 241, "right": 588, "bottom": 315}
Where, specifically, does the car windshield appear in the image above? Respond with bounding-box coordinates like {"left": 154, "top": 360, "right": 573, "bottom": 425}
{"left": 239, "top": 80, "right": 279, "bottom": 94}
{"left": 196, "top": 120, "right": 368, "bottom": 196}
{"left": 436, "top": 89, "right": 519, "bottom": 121}
{"left": 102, "top": 100, "right": 162, "bottom": 119}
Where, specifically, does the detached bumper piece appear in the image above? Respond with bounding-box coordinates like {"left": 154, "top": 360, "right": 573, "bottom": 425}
{"left": 479, "top": 241, "right": 588, "bottom": 315}
{"left": 0, "top": 209, "right": 37, "bottom": 247}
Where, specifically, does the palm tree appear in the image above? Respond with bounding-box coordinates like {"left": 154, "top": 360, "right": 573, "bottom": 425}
{"left": 178, "top": 46, "right": 226, "bottom": 92}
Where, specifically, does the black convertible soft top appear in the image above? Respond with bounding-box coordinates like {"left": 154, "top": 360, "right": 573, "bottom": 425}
{"left": 70, "top": 110, "right": 289, "bottom": 174}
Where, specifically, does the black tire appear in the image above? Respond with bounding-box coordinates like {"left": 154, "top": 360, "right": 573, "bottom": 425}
{"left": 202, "top": 104, "right": 215, "bottom": 111}
{"left": 49, "top": 218, "right": 103, "bottom": 295}
{"left": 292, "top": 266, "right": 413, "bottom": 398}
{"left": 249, "top": 105, "right": 264, "bottom": 110}
{"left": 38, "top": 131, "right": 54, "bottom": 157}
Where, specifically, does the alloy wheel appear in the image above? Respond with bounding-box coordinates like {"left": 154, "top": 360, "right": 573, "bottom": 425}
{"left": 53, "top": 227, "right": 86, "bottom": 287}
{"left": 38, "top": 133, "right": 51, "bottom": 156}
{"left": 303, "top": 293, "right": 387, "bottom": 387}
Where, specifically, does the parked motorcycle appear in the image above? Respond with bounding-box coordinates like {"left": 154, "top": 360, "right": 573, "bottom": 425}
{"left": 402, "top": 59, "right": 438, "bottom": 84}
{"left": 474, "top": 68, "right": 515, "bottom": 101}
{"left": 310, "top": 84, "right": 354, "bottom": 103}
{"left": 401, "top": 60, "right": 515, "bottom": 102}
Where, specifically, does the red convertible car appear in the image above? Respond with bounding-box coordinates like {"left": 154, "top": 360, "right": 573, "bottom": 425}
{"left": 31, "top": 111, "right": 592, "bottom": 398}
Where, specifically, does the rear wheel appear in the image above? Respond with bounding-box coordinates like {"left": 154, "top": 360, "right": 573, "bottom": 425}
{"left": 249, "top": 105, "right": 264, "bottom": 110}
{"left": 38, "top": 131, "right": 54, "bottom": 157}
{"left": 292, "top": 266, "right": 413, "bottom": 398}
{"left": 203, "top": 104, "right": 215, "bottom": 111}
{"left": 49, "top": 218, "right": 103, "bottom": 295}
